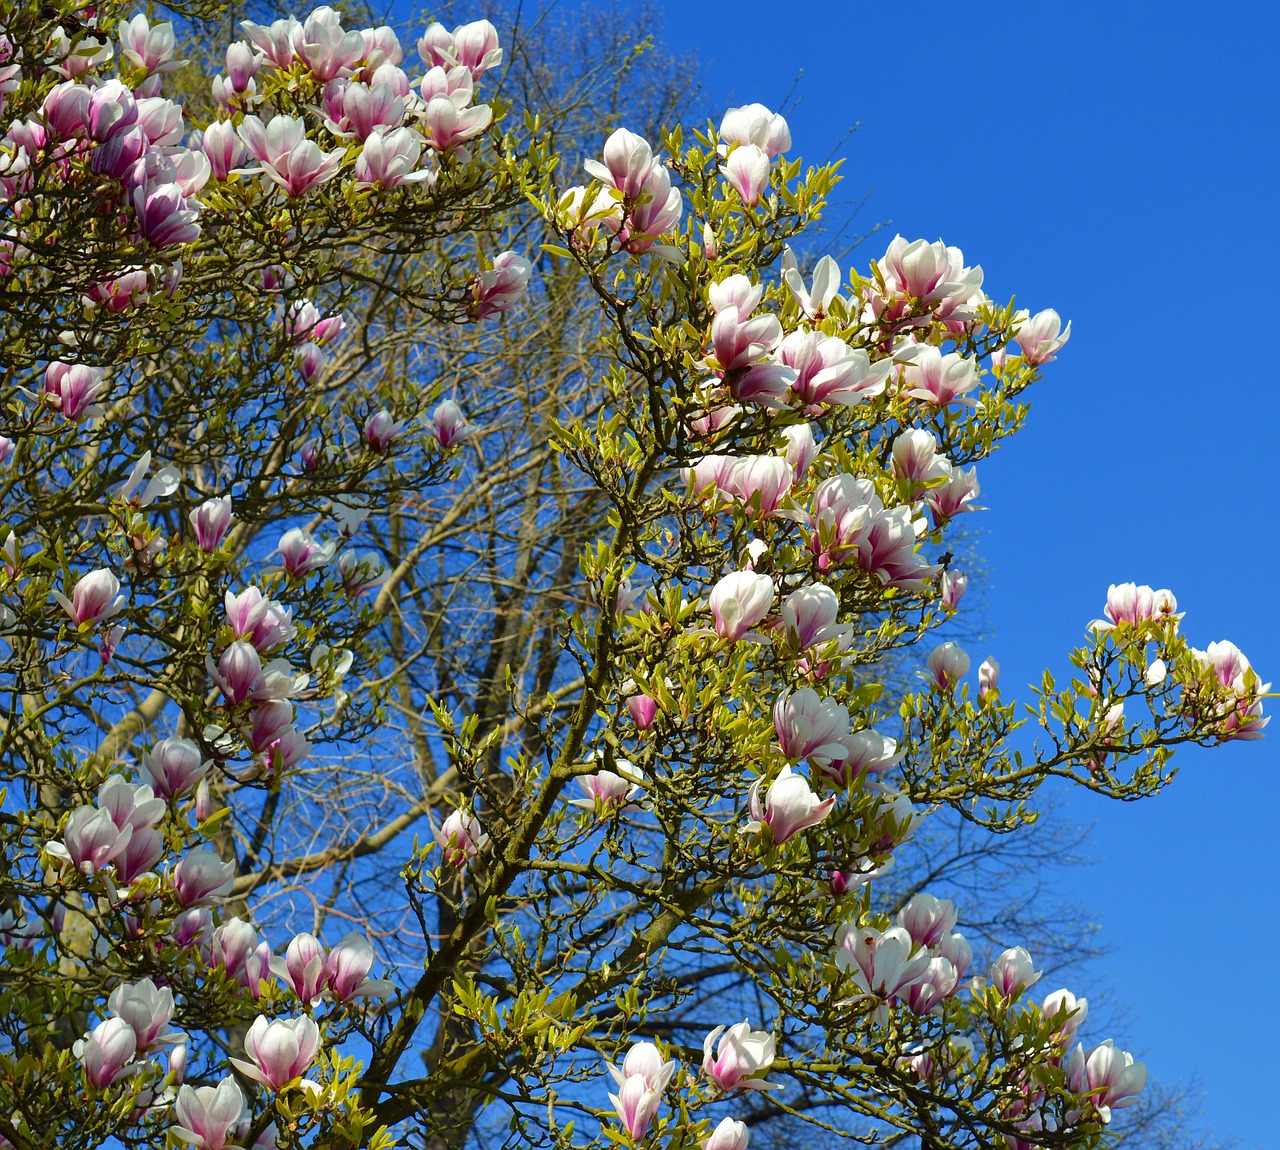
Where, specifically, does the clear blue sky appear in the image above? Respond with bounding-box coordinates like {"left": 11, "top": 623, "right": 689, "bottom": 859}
{"left": 650, "top": 1, "right": 1277, "bottom": 1145}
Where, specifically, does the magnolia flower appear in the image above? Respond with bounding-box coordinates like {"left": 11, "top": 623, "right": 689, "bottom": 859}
{"left": 899, "top": 346, "right": 980, "bottom": 407}
{"left": 891, "top": 429, "right": 951, "bottom": 495}
{"left": 42, "top": 361, "right": 107, "bottom": 421}
{"left": 571, "top": 762, "right": 647, "bottom": 816}
{"left": 173, "top": 848, "right": 235, "bottom": 906}
{"left": 435, "top": 807, "right": 488, "bottom": 867}
{"left": 326, "top": 932, "right": 393, "bottom": 1001}
{"left": 820, "top": 729, "right": 903, "bottom": 788}
{"left": 718, "top": 103, "right": 790, "bottom": 158}
{"left": 904, "top": 956, "right": 959, "bottom": 1015}
{"left": 430, "top": 399, "right": 475, "bottom": 447}
{"left": 1014, "top": 308, "right": 1071, "bottom": 366}
{"left": 172, "top": 1078, "right": 246, "bottom": 1150}
{"left": 608, "top": 1073, "right": 661, "bottom": 1141}
{"left": 471, "top": 251, "right": 532, "bottom": 318}
{"left": 210, "top": 918, "right": 273, "bottom": 994}
{"left": 1041, "top": 988, "right": 1089, "bottom": 1045}
{"left": 140, "top": 736, "right": 207, "bottom": 799}
{"left": 834, "top": 923, "right": 931, "bottom": 1002}
{"left": 938, "top": 930, "right": 973, "bottom": 978}
{"left": 746, "top": 765, "right": 835, "bottom": 844}
{"left": 777, "top": 583, "right": 839, "bottom": 649}
{"left": 418, "top": 19, "right": 503, "bottom": 78}
{"left": 978, "top": 656, "right": 1000, "bottom": 699}
{"left": 926, "top": 642, "right": 970, "bottom": 691}
{"left": 604, "top": 1042, "right": 675, "bottom": 1141}
{"left": 119, "top": 14, "right": 182, "bottom": 74}
{"left": 896, "top": 893, "right": 958, "bottom": 948}
{"left": 120, "top": 451, "right": 180, "bottom": 507}
{"left": 46, "top": 806, "right": 132, "bottom": 876}
{"left": 925, "top": 465, "right": 982, "bottom": 526}
{"left": 77, "top": 1016, "right": 137, "bottom": 1088}
{"left": 781, "top": 331, "right": 888, "bottom": 408}
{"left": 990, "top": 947, "right": 1042, "bottom": 999}
{"left": 717, "top": 455, "right": 793, "bottom": 516}
{"left": 781, "top": 247, "right": 841, "bottom": 319}
{"left": 607, "top": 1041, "right": 678, "bottom": 1094}
{"left": 274, "top": 528, "right": 335, "bottom": 577}
{"left": 225, "top": 587, "right": 296, "bottom": 651}
{"left": 364, "top": 410, "right": 406, "bottom": 452}
{"left": 53, "top": 568, "right": 125, "bottom": 628}
{"left": 274, "top": 933, "right": 327, "bottom": 1005}
{"left": 702, "top": 1021, "right": 779, "bottom": 1092}
{"left": 420, "top": 95, "right": 492, "bottom": 151}
{"left": 773, "top": 688, "right": 851, "bottom": 764}
{"left": 286, "top": 299, "right": 345, "bottom": 345}
{"left": 189, "top": 495, "right": 234, "bottom": 552}
{"left": 703, "top": 1117, "right": 750, "bottom": 1150}
{"left": 229, "top": 1015, "right": 321, "bottom": 1091}
{"left": 874, "top": 235, "right": 984, "bottom": 324}
{"left": 627, "top": 693, "right": 657, "bottom": 730}
{"left": 940, "top": 570, "right": 967, "bottom": 611}
{"left": 337, "top": 550, "right": 389, "bottom": 596}
{"left": 108, "top": 977, "right": 182, "bottom": 1052}
{"left": 709, "top": 571, "right": 774, "bottom": 642}
{"left": 781, "top": 422, "right": 818, "bottom": 479}
{"left": 722, "top": 143, "right": 770, "bottom": 206}
{"left": 1090, "top": 582, "right": 1178, "bottom": 631}
{"left": 1080, "top": 1040, "right": 1147, "bottom": 1122}
{"left": 210, "top": 640, "right": 263, "bottom": 705}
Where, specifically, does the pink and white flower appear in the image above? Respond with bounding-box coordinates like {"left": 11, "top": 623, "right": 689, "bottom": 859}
{"left": 709, "top": 571, "right": 774, "bottom": 642}
{"left": 229, "top": 1014, "right": 321, "bottom": 1091}
{"left": 746, "top": 765, "right": 835, "bottom": 844}
{"left": 702, "top": 1021, "right": 779, "bottom": 1092}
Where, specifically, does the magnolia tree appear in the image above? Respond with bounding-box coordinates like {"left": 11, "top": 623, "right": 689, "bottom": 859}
{"left": 0, "top": 2, "right": 1267, "bottom": 1149}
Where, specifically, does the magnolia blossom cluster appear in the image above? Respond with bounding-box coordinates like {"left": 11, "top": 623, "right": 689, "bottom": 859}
{"left": 1088, "top": 583, "right": 1268, "bottom": 740}
{"left": 210, "top": 586, "right": 313, "bottom": 778}
{"left": 74, "top": 976, "right": 185, "bottom": 1088}
{"left": 0, "top": 8, "right": 532, "bottom": 334}
{"left": 560, "top": 127, "right": 684, "bottom": 257}
{"left": 1001, "top": 985, "right": 1147, "bottom": 1141}
{"left": 2, "top": 14, "right": 205, "bottom": 298}
{"left": 209, "top": 11, "right": 501, "bottom": 195}
{"left": 604, "top": 1027, "right": 773, "bottom": 1143}
{"left": 864, "top": 234, "right": 987, "bottom": 335}
{"left": 718, "top": 102, "right": 790, "bottom": 207}
{"left": 834, "top": 893, "right": 972, "bottom": 1024}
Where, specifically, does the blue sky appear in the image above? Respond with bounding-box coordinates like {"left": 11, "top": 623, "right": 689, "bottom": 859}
{"left": 650, "top": 1, "right": 1278, "bottom": 1145}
